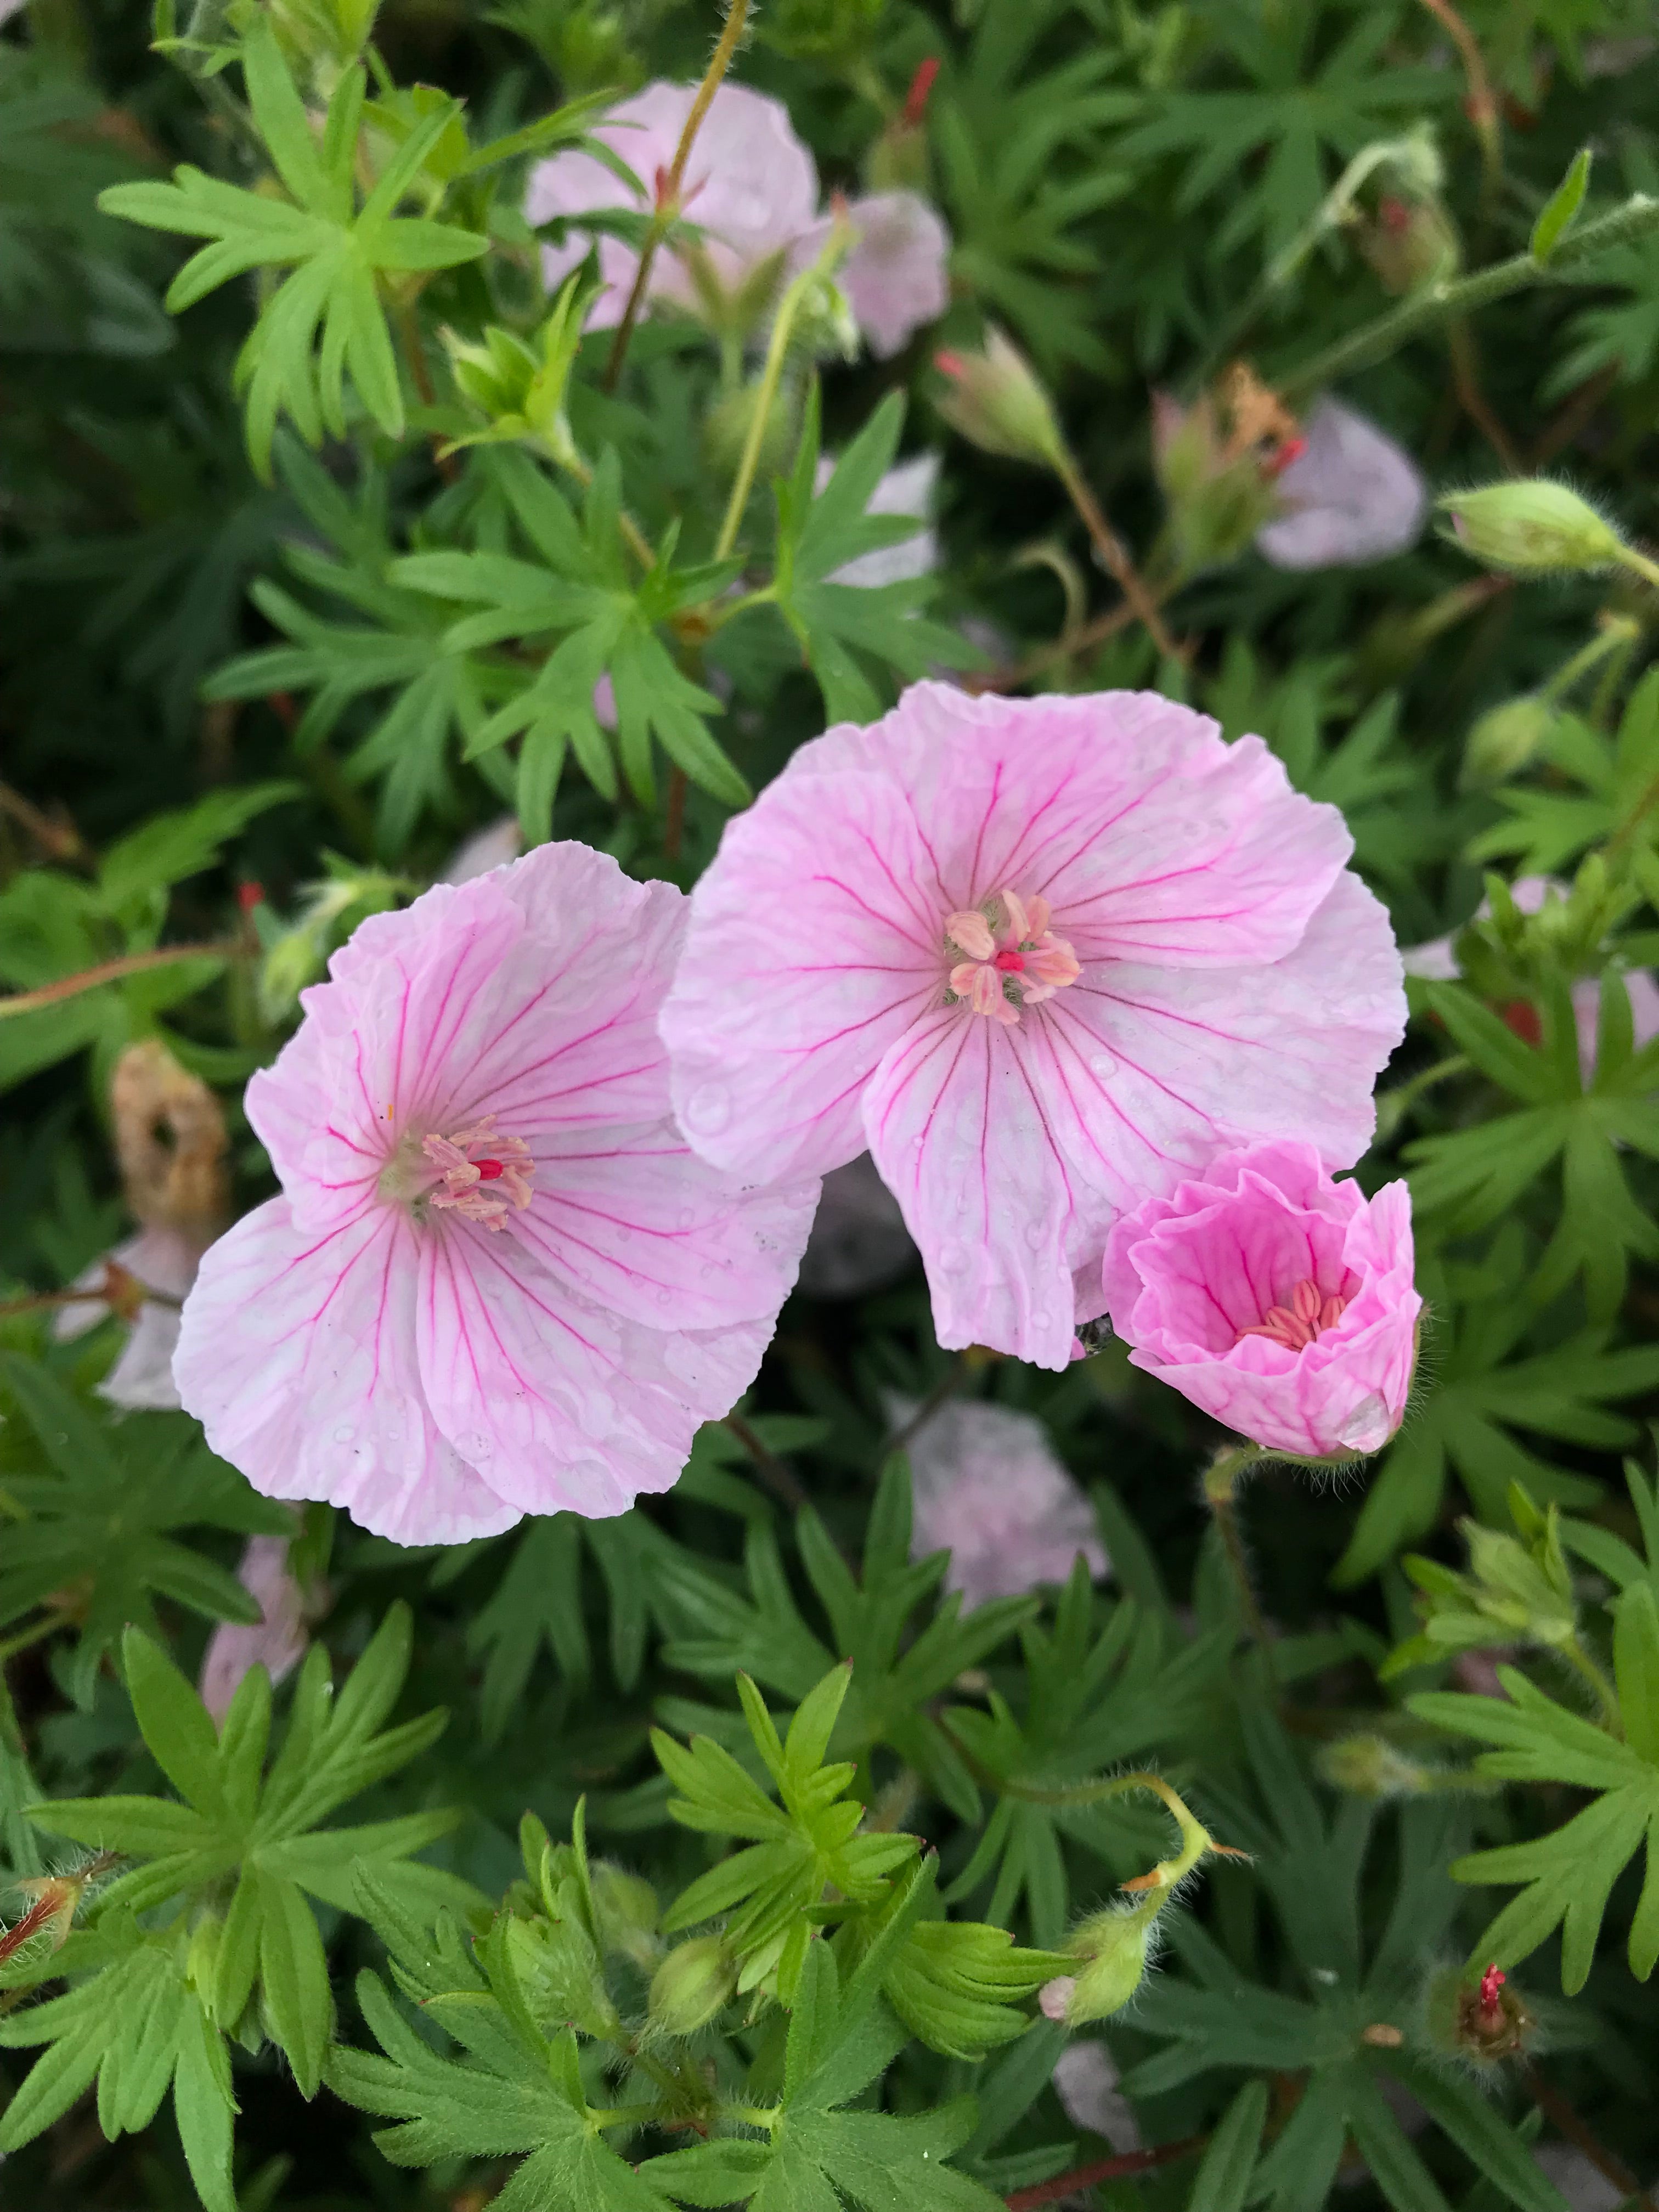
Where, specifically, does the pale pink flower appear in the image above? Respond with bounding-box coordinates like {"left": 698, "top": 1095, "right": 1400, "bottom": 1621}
{"left": 1052, "top": 2041, "right": 1142, "bottom": 2153}
{"left": 797, "top": 1154, "right": 916, "bottom": 1298}
{"left": 1100, "top": 1140, "right": 1421, "bottom": 1457}
{"left": 792, "top": 191, "right": 951, "bottom": 359}
{"left": 528, "top": 81, "right": 820, "bottom": 330}
{"left": 55, "top": 1223, "right": 208, "bottom": 1412}
{"left": 199, "top": 1534, "right": 318, "bottom": 1722}
{"left": 1404, "top": 874, "right": 1659, "bottom": 1084}
{"left": 174, "top": 843, "right": 816, "bottom": 1544}
{"left": 659, "top": 682, "right": 1406, "bottom": 1371}
{"left": 1256, "top": 398, "right": 1427, "bottom": 569}
{"left": 899, "top": 1396, "right": 1107, "bottom": 1608}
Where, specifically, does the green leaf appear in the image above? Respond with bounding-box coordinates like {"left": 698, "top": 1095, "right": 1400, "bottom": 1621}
{"left": 1532, "top": 149, "right": 1593, "bottom": 264}
{"left": 1187, "top": 2078, "right": 1267, "bottom": 2212}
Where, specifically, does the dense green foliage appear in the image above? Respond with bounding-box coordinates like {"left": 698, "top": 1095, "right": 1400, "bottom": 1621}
{"left": 7, "top": 0, "right": 1659, "bottom": 2205}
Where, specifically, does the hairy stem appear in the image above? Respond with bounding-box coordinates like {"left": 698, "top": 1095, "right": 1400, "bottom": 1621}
{"left": 1204, "top": 1444, "right": 1275, "bottom": 1668}
{"left": 1279, "top": 194, "right": 1659, "bottom": 400}
{"left": 722, "top": 1413, "right": 811, "bottom": 1514}
{"left": 1051, "top": 451, "right": 1183, "bottom": 661}
{"left": 602, "top": 0, "right": 751, "bottom": 392}
{"left": 1003, "top": 2134, "right": 1205, "bottom": 2208}
{"left": 1415, "top": 0, "right": 1502, "bottom": 205}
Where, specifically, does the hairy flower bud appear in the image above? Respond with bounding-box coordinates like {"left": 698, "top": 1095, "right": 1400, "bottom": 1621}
{"left": 1462, "top": 696, "right": 1556, "bottom": 787}
{"left": 591, "top": 1864, "right": 661, "bottom": 1970}
{"left": 648, "top": 1936, "right": 737, "bottom": 2036}
{"left": 1426, "top": 1960, "right": 1536, "bottom": 2067}
{"left": 933, "top": 330, "right": 1065, "bottom": 469}
{"left": 1440, "top": 482, "right": 1624, "bottom": 574}
{"left": 1045, "top": 1905, "right": 1154, "bottom": 2025}
{"left": 1317, "top": 1730, "right": 1435, "bottom": 1799}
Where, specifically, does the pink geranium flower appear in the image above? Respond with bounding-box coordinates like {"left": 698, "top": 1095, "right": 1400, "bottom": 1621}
{"left": 1100, "top": 1141, "right": 1421, "bottom": 1457}
{"left": 174, "top": 844, "right": 816, "bottom": 1543}
{"left": 1256, "top": 398, "right": 1427, "bottom": 570}
{"left": 659, "top": 682, "right": 1406, "bottom": 1371}
{"left": 901, "top": 1395, "right": 1107, "bottom": 1607}
{"left": 528, "top": 81, "right": 820, "bottom": 329}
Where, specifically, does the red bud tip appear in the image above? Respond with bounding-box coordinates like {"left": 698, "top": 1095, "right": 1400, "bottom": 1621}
{"left": 903, "top": 56, "right": 940, "bottom": 127}
{"left": 238, "top": 881, "right": 264, "bottom": 914}
{"left": 1478, "top": 1962, "right": 1506, "bottom": 2012}
{"left": 1380, "top": 195, "right": 1412, "bottom": 235}
{"left": 653, "top": 162, "right": 674, "bottom": 210}
{"left": 1262, "top": 436, "right": 1307, "bottom": 481}
{"left": 934, "top": 350, "right": 966, "bottom": 380}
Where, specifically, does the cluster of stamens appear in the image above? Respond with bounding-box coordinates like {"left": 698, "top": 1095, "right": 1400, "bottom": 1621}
{"left": 421, "top": 1116, "right": 534, "bottom": 1231}
{"left": 944, "top": 889, "right": 1080, "bottom": 1027}
{"left": 1238, "top": 1276, "right": 1348, "bottom": 1352}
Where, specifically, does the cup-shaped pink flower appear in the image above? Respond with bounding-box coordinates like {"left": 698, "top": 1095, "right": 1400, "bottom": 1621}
{"left": 527, "top": 81, "right": 820, "bottom": 330}
{"left": 174, "top": 843, "right": 816, "bottom": 1543}
{"left": 658, "top": 682, "right": 1406, "bottom": 1371}
{"left": 1099, "top": 1141, "right": 1421, "bottom": 1457}
{"left": 1256, "top": 398, "right": 1427, "bottom": 570}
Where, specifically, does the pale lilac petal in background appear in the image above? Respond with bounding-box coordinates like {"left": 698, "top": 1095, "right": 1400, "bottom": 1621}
{"left": 1052, "top": 2042, "right": 1142, "bottom": 2153}
{"left": 815, "top": 452, "right": 940, "bottom": 588}
{"left": 797, "top": 1153, "right": 917, "bottom": 1297}
{"left": 443, "top": 815, "right": 523, "bottom": 882}
{"left": 1101, "top": 1139, "right": 1421, "bottom": 1457}
{"left": 793, "top": 191, "right": 951, "bottom": 359}
{"left": 662, "top": 682, "right": 1406, "bottom": 1370}
{"left": 55, "top": 1223, "right": 208, "bottom": 1412}
{"left": 1533, "top": 2148, "right": 1634, "bottom": 2212}
{"left": 1256, "top": 398, "right": 1427, "bottom": 569}
{"left": 527, "top": 81, "right": 819, "bottom": 328}
{"left": 176, "top": 843, "right": 816, "bottom": 1543}
{"left": 900, "top": 1395, "right": 1107, "bottom": 1608}
{"left": 199, "top": 1534, "right": 317, "bottom": 1723}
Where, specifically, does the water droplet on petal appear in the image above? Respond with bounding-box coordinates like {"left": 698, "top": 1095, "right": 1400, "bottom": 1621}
{"left": 676, "top": 1207, "right": 696, "bottom": 1229}
{"left": 332, "top": 1424, "right": 354, "bottom": 1445}
{"left": 686, "top": 1085, "right": 731, "bottom": 1136}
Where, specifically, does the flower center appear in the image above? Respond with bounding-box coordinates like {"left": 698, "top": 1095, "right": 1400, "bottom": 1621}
{"left": 377, "top": 1114, "right": 534, "bottom": 1231}
{"left": 1238, "top": 1277, "right": 1348, "bottom": 1352}
{"left": 943, "top": 888, "right": 1080, "bottom": 1028}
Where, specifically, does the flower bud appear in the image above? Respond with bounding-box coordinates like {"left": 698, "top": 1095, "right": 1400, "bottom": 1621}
{"left": 1356, "top": 193, "right": 1458, "bottom": 294}
{"left": 591, "top": 1863, "right": 660, "bottom": 1971}
{"left": 1426, "top": 1961, "right": 1534, "bottom": 2067}
{"left": 933, "top": 330, "right": 1065, "bottom": 470}
{"left": 1317, "top": 1731, "right": 1433, "bottom": 1799}
{"left": 867, "top": 59, "right": 938, "bottom": 192}
{"left": 647, "top": 1936, "right": 737, "bottom": 2036}
{"left": 1440, "top": 482, "right": 1624, "bottom": 574}
{"left": 1047, "top": 1904, "right": 1154, "bottom": 2025}
{"left": 1462, "top": 696, "right": 1556, "bottom": 786}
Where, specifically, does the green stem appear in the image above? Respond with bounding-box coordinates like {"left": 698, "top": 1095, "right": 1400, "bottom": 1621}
{"left": 1555, "top": 1633, "right": 1622, "bottom": 1735}
{"left": 713, "top": 224, "right": 851, "bottom": 563}
{"left": 1204, "top": 1445, "right": 1274, "bottom": 1669}
{"left": 1279, "top": 194, "right": 1659, "bottom": 400}
{"left": 602, "top": 0, "right": 752, "bottom": 393}
{"left": 1615, "top": 544, "right": 1659, "bottom": 595}
{"left": 1540, "top": 617, "right": 1641, "bottom": 706}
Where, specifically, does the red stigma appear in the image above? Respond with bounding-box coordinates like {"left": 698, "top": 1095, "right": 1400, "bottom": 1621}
{"left": 1478, "top": 1962, "right": 1506, "bottom": 2012}
{"left": 1380, "top": 195, "right": 1412, "bottom": 235}
{"left": 475, "top": 1159, "right": 505, "bottom": 1182}
{"left": 904, "top": 56, "right": 940, "bottom": 127}
{"left": 1263, "top": 436, "right": 1307, "bottom": 480}
{"left": 934, "top": 349, "right": 966, "bottom": 380}
{"left": 994, "top": 948, "right": 1025, "bottom": 973}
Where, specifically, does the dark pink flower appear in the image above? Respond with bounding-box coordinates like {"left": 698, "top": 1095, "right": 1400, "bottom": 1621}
{"left": 1101, "top": 1141, "right": 1421, "bottom": 1457}
{"left": 174, "top": 844, "right": 815, "bottom": 1543}
{"left": 659, "top": 682, "right": 1404, "bottom": 1371}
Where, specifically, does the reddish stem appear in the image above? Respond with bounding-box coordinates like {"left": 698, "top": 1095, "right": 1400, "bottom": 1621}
{"left": 1003, "top": 2135, "right": 1203, "bottom": 2209}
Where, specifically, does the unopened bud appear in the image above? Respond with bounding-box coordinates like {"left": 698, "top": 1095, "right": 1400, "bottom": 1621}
{"left": 1462, "top": 696, "right": 1555, "bottom": 786}
{"left": 1440, "top": 482, "right": 1624, "bottom": 574}
{"left": 1357, "top": 194, "right": 1458, "bottom": 293}
{"left": 867, "top": 58, "right": 938, "bottom": 191}
{"left": 1047, "top": 1904, "right": 1154, "bottom": 2025}
{"left": 1317, "top": 1731, "right": 1432, "bottom": 1799}
{"left": 647, "top": 1936, "right": 737, "bottom": 2036}
{"left": 1427, "top": 1960, "right": 1534, "bottom": 2066}
{"left": 591, "top": 1864, "right": 659, "bottom": 1970}
{"left": 933, "top": 330, "right": 1065, "bottom": 470}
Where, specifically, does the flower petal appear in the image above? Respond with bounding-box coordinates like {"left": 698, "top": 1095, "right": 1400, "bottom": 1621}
{"left": 414, "top": 1224, "right": 773, "bottom": 1516}
{"left": 661, "top": 770, "right": 944, "bottom": 1180}
{"left": 513, "top": 1117, "right": 816, "bottom": 1329}
{"left": 174, "top": 1199, "right": 518, "bottom": 1544}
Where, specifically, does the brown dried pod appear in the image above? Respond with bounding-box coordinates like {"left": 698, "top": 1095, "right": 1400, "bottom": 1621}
{"left": 110, "top": 1038, "right": 229, "bottom": 1238}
